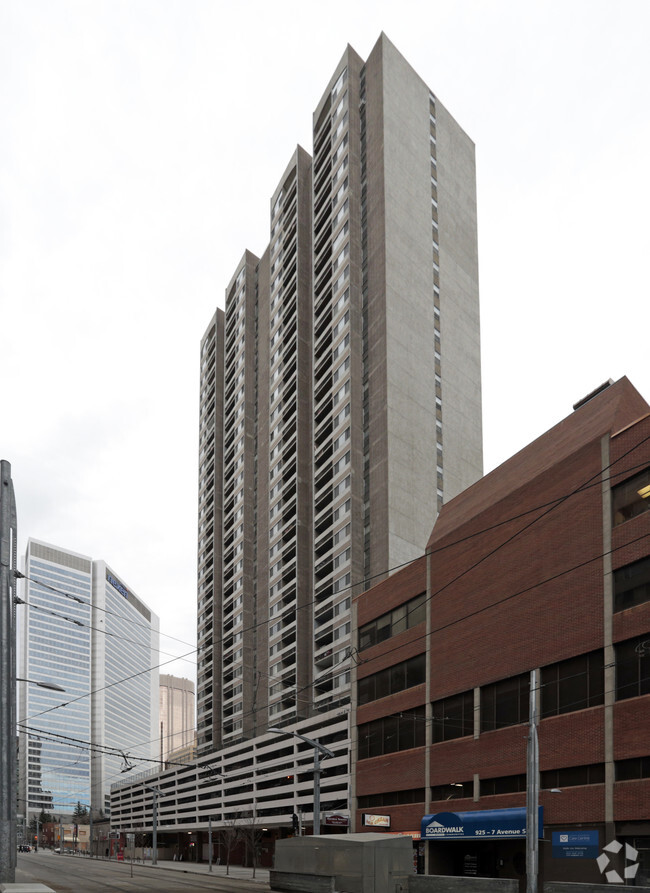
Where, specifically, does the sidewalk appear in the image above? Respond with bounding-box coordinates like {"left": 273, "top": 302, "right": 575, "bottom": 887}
{"left": 119, "top": 856, "right": 270, "bottom": 884}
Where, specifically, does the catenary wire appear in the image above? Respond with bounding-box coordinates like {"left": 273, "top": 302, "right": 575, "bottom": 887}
{"left": 19, "top": 430, "right": 650, "bottom": 782}
{"left": 17, "top": 599, "right": 189, "bottom": 662}
{"left": 17, "top": 569, "right": 197, "bottom": 652}
{"left": 23, "top": 647, "right": 198, "bottom": 722}
{"left": 21, "top": 527, "right": 648, "bottom": 774}
{"left": 212, "top": 448, "right": 650, "bottom": 643}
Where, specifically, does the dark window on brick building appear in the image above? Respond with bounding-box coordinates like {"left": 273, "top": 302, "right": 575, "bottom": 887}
{"left": 480, "top": 673, "right": 529, "bottom": 732}
{"left": 541, "top": 763, "right": 605, "bottom": 788}
{"left": 541, "top": 649, "right": 604, "bottom": 717}
{"left": 358, "top": 592, "right": 426, "bottom": 651}
{"left": 614, "top": 557, "right": 650, "bottom": 613}
{"left": 357, "top": 788, "right": 425, "bottom": 808}
{"left": 615, "top": 756, "right": 650, "bottom": 781}
{"left": 480, "top": 773, "right": 526, "bottom": 796}
{"left": 612, "top": 467, "right": 650, "bottom": 526}
{"left": 616, "top": 635, "right": 650, "bottom": 700}
{"left": 432, "top": 690, "right": 474, "bottom": 742}
{"left": 358, "top": 653, "right": 425, "bottom": 705}
{"left": 430, "top": 781, "right": 472, "bottom": 801}
{"left": 358, "top": 707, "right": 425, "bottom": 760}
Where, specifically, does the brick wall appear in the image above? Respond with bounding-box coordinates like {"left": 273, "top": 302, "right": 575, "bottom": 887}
{"left": 353, "top": 384, "right": 650, "bottom": 835}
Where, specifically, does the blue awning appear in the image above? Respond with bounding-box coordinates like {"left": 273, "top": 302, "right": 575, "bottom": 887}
{"left": 421, "top": 806, "right": 543, "bottom": 840}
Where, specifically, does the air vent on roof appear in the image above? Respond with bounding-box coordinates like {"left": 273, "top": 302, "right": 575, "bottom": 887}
{"left": 573, "top": 379, "right": 615, "bottom": 411}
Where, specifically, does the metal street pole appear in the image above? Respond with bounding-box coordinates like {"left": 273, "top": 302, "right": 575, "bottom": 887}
{"left": 0, "top": 460, "right": 17, "bottom": 884}
{"left": 526, "top": 668, "right": 540, "bottom": 893}
{"left": 152, "top": 794, "right": 158, "bottom": 865}
{"left": 146, "top": 786, "right": 161, "bottom": 866}
{"left": 312, "top": 744, "right": 322, "bottom": 835}
{"left": 208, "top": 815, "right": 212, "bottom": 872}
{"left": 268, "top": 728, "right": 334, "bottom": 837}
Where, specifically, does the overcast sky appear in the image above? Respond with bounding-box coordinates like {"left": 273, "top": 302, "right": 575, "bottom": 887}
{"left": 2, "top": 0, "right": 649, "bottom": 685}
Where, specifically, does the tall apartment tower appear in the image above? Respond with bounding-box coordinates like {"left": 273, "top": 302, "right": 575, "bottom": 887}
{"left": 18, "top": 540, "right": 160, "bottom": 820}
{"left": 197, "top": 34, "right": 482, "bottom": 754}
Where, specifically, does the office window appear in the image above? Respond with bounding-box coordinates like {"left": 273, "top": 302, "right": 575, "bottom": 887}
{"left": 357, "top": 653, "right": 425, "bottom": 705}
{"left": 432, "top": 690, "right": 474, "bottom": 743}
{"left": 358, "top": 593, "right": 426, "bottom": 651}
{"left": 615, "top": 756, "right": 650, "bottom": 781}
{"left": 357, "top": 707, "right": 425, "bottom": 760}
{"left": 358, "top": 789, "right": 425, "bottom": 808}
{"left": 430, "top": 781, "right": 472, "bottom": 801}
{"left": 480, "top": 673, "right": 529, "bottom": 731}
{"left": 616, "top": 635, "right": 650, "bottom": 700}
{"left": 612, "top": 467, "right": 650, "bottom": 526}
{"left": 541, "top": 764, "right": 605, "bottom": 788}
{"left": 541, "top": 650, "right": 604, "bottom": 717}
{"left": 481, "top": 774, "right": 526, "bottom": 796}
{"left": 614, "top": 557, "right": 650, "bottom": 612}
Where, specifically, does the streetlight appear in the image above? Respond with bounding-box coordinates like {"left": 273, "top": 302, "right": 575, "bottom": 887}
{"left": 199, "top": 768, "right": 226, "bottom": 873}
{"left": 16, "top": 677, "right": 65, "bottom": 692}
{"left": 268, "top": 727, "right": 335, "bottom": 835}
{"left": 145, "top": 786, "right": 161, "bottom": 866}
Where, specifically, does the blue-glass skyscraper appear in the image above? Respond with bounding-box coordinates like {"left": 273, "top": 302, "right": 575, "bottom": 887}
{"left": 18, "top": 540, "right": 159, "bottom": 822}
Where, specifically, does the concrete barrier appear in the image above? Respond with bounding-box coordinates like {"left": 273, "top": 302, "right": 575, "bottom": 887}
{"left": 270, "top": 870, "right": 336, "bottom": 892}
{"left": 0, "top": 885, "right": 57, "bottom": 892}
{"left": 273, "top": 833, "right": 413, "bottom": 893}
{"left": 409, "top": 876, "right": 519, "bottom": 893}
{"left": 545, "top": 885, "right": 650, "bottom": 893}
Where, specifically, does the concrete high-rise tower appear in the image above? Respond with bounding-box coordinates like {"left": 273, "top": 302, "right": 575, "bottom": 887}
{"left": 197, "top": 34, "right": 482, "bottom": 755}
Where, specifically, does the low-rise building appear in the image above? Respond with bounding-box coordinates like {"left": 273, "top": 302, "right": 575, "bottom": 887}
{"left": 352, "top": 376, "right": 650, "bottom": 886}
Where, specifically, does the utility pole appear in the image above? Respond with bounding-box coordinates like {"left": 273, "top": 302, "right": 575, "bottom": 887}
{"left": 526, "top": 668, "right": 540, "bottom": 893}
{"left": 312, "top": 741, "right": 324, "bottom": 836}
{"left": 0, "top": 460, "right": 17, "bottom": 884}
{"left": 146, "top": 786, "right": 161, "bottom": 866}
{"left": 268, "top": 728, "right": 335, "bottom": 836}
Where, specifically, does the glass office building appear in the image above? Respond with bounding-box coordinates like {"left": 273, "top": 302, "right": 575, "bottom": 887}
{"left": 18, "top": 540, "right": 159, "bottom": 822}
{"left": 19, "top": 542, "right": 92, "bottom": 818}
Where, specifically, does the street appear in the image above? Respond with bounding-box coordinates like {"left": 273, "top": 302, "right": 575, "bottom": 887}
{"left": 16, "top": 851, "right": 272, "bottom": 893}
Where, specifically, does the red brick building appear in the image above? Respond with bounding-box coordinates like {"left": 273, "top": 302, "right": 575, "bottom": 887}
{"left": 352, "top": 377, "right": 650, "bottom": 886}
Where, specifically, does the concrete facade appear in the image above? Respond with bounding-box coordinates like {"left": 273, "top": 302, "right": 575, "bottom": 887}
{"left": 113, "top": 32, "right": 482, "bottom": 847}
{"left": 195, "top": 31, "right": 482, "bottom": 792}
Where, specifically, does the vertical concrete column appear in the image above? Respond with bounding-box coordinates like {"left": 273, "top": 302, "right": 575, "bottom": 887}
{"left": 601, "top": 436, "right": 615, "bottom": 841}
{"left": 473, "top": 686, "right": 480, "bottom": 802}
{"left": 424, "top": 550, "right": 432, "bottom": 875}
{"left": 349, "top": 594, "right": 358, "bottom": 833}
